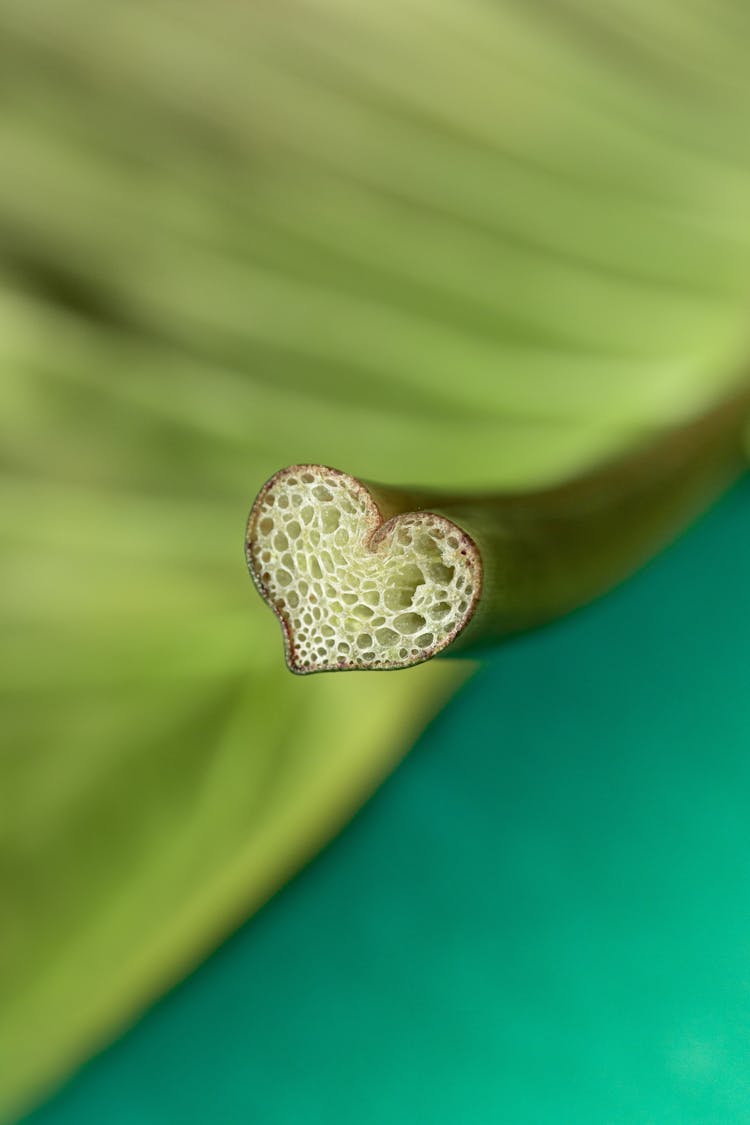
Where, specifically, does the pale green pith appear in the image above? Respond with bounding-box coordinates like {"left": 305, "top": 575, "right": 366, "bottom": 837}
{"left": 248, "top": 467, "right": 480, "bottom": 672}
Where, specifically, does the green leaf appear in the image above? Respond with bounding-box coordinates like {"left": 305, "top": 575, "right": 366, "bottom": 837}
{"left": 2, "top": 0, "right": 750, "bottom": 1118}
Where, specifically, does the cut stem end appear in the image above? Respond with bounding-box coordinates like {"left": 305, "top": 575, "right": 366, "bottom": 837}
{"left": 246, "top": 465, "right": 482, "bottom": 674}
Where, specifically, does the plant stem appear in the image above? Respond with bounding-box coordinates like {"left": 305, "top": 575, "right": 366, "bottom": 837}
{"left": 247, "top": 381, "right": 750, "bottom": 672}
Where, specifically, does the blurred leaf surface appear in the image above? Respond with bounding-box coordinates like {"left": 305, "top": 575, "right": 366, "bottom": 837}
{"left": 3, "top": 0, "right": 750, "bottom": 1118}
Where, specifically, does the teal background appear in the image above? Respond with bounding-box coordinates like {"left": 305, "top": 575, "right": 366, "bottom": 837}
{"left": 20, "top": 481, "right": 750, "bottom": 1124}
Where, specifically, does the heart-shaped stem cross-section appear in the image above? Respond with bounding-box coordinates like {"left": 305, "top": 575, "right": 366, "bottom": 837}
{"left": 246, "top": 466, "right": 482, "bottom": 674}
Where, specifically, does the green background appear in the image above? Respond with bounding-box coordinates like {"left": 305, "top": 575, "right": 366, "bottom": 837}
{"left": 20, "top": 480, "right": 750, "bottom": 1124}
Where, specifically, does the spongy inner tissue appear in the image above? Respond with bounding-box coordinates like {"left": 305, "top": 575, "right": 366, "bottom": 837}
{"left": 249, "top": 468, "right": 478, "bottom": 672}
